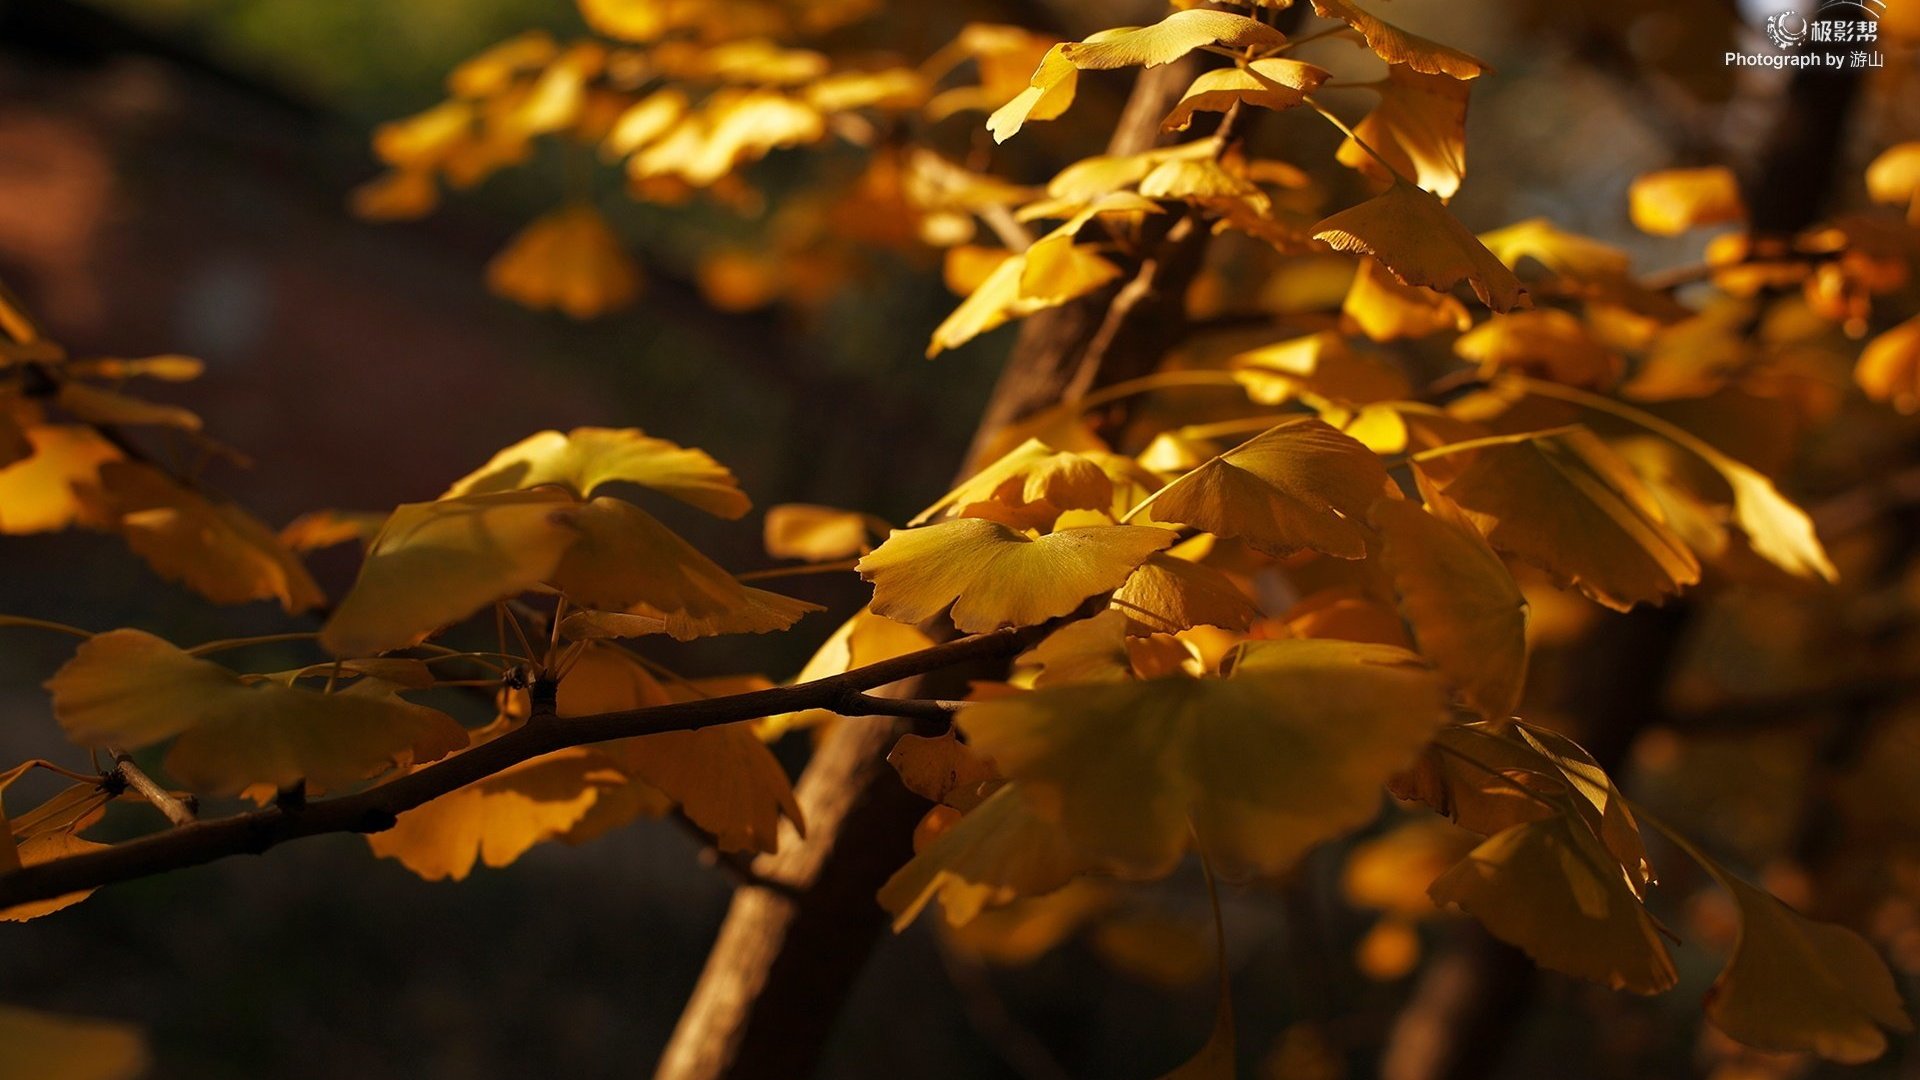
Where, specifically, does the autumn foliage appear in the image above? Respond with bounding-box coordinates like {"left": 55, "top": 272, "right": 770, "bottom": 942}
{"left": 7, "top": 0, "right": 1920, "bottom": 1076}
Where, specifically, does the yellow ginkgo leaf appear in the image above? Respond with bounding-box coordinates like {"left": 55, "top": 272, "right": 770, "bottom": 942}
{"left": 87, "top": 462, "right": 326, "bottom": 614}
{"left": 1628, "top": 166, "right": 1745, "bottom": 236}
{"left": 758, "top": 607, "right": 935, "bottom": 738}
{"left": 0, "top": 425, "right": 118, "bottom": 534}
{"left": 557, "top": 645, "right": 803, "bottom": 853}
{"left": 888, "top": 729, "right": 998, "bottom": 812}
{"left": 1110, "top": 552, "right": 1258, "bottom": 635}
{"left": 49, "top": 629, "right": 467, "bottom": 796}
{"left": 443, "top": 426, "right": 749, "bottom": 518}
{"left": 1370, "top": 495, "right": 1528, "bottom": 718}
{"left": 446, "top": 30, "right": 558, "bottom": 98}
{"left": 367, "top": 747, "right": 624, "bottom": 881}
{"left": 763, "top": 503, "right": 884, "bottom": 561}
{"left": 877, "top": 782, "right": 1092, "bottom": 928}
{"left": 1336, "top": 66, "right": 1469, "bottom": 200}
{"left": 1143, "top": 417, "right": 1396, "bottom": 559}
{"left": 548, "top": 496, "right": 819, "bottom": 639}
{"left": 320, "top": 489, "right": 581, "bottom": 657}
{"left": 1865, "top": 142, "right": 1920, "bottom": 222}
{"left": 1342, "top": 817, "right": 1476, "bottom": 919}
{"left": 859, "top": 519, "right": 1175, "bottom": 632}
{"left": 912, "top": 439, "right": 1116, "bottom": 526}
{"left": 1478, "top": 218, "right": 1631, "bottom": 283}
{"left": 1429, "top": 814, "right": 1677, "bottom": 993}
{"left": 961, "top": 639, "right": 1448, "bottom": 877}
{"left": 0, "top": 1004, "right": 149, "bottom": 1080}
{"left": 1855, "top": 314, "right": 1920, "bottom": 413}
{"left": 350, "top": 169, "right": 439, "bottom": 222}
{"left": 0, "top": 833, "right": 109, "bottom": 923}
{"left": 486, "top": 204, "right": 642, "bottom": 318}
{"left": 1412, "top": 427, "right": 1701, "bottom": 611}
{"left": 1230, "top": 331, "right": 1412, "bottom": 406}
{"left": 1393, "top": 721, "right": 1652, "bottom": 894}
{"left": 987, "top": 44, "right": 1078, "bottom": 143}
{"left": 1454, "top": 309, "right": 1618, "bottom": 389}
{"left": 1308, "top": 0, "right": 1490, "bottom": 79}
{"left": 601, "top": 88, "right": 688, "bottom": 159}
{"left": 1511, "top": 377, "right": 1838, "bottom": 583}
{"left": 1705, "top": 875, "right": 1913, "bottom": 1062}
{"left": 1021, "top": 608, "right": 1139, "bottom": 687}
{"left": 927, "top": 240, "right": 1119, "bottom": 356}
{"left": 1342, "top": 256, "right": 1470, "bottom": 341}
{"left": 1313, "top": 181, "right": 1528, "bottom": 312}
{"left": 1161, "top": 58, "right": 1330, "bottom": 132}
{"left": 1061, "top": 11, "right": 1288, "bottom": 71}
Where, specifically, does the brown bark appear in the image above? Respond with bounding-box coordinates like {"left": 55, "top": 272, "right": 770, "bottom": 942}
{"left": 653, "top": 59, "right": 1216, "bottom": 1080}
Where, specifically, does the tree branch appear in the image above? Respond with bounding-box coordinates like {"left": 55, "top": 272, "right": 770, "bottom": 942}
{"left": 0, "top": 626, "right": 1044, "bottom": 911}
{"left": 109, "top": 749, "right": 197, "bottom": 827}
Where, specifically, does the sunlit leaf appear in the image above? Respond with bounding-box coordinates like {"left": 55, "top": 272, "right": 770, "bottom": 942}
{"left": 1061, "top": 11, "right": 1288, "bottom": 71}
{"left": 487, "top": 204, "right": 642, "bottom": 318}
{"left": 444, "top": 425, "right": 749, "bottom": 518}
{"left": 0, "top": 425, "right": 118, "bottom": 535}
{"left": 1308, "top": 0, "right": 1490, "bottom": 78}
{"left": 1336, "top": 66, "right": 1469, "bottom": 200}
{"left": 367, "top": 746, "right": 622, "bottom": 881}
{"left": 1144, "top": 417, "right": 1396, "bottom": 558}
{"left": 1313, "top": 181, "right": 1527, "bottom": 312}
{"left": 1628, "top": 166, "right": 1745, "bottom": 236}
{"left": 859, "top": 518, "right": 1174, "bottom": 632}
{"left": 1161, "top": 59, "right": 1329, "bottom": 132}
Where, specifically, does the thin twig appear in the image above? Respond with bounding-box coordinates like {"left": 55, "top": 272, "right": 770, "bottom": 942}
{"left": 108, "top": 750, "right": 197, "bottom": 827}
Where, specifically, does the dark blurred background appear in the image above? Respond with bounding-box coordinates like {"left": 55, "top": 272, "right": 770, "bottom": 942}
{"left": 0, "top": 0, "right": 1916, "bottom": 1077}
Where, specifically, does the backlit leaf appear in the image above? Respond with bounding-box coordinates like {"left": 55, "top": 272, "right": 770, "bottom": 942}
{"left": 960, "top": 639, "right": 1448, "bottom": 877}
{"left": 1336, "top": 66, "right": 1469, "bottom": 200}
{"left": 1370, "top": 495, "right": 1528, "bottom": 718}
{"left": 1144, "top": 417, "right": 1396, "bottom": 558}
{"left": 1313, "top": 181, "right": 1527, "bottom": 312}
{"left": 859, "top": 518, "right": 1174, "bottom": 632}
{"left": 444, "top": 426, "right": 749, "bottom": 518}
{"left": 1628, "top": 167, "right": 1744, "bottom": 236}
{"left": 1061, "top": 11, "right": 1288, "bottom": 71}
{"left": 548, "top": 496, "right": 819, "bottom": 639}
{"left": 1161, "top": 59, "right": 1329, "bottom": 132}
{"left": 49, "top": 629, "right": 467, "bottom": 796}
{"left": 1412, "top": 428, "right": 1700, "bottom": 610}
{"left": 0, "top": 425, "right": 118, "bottom": 534}
{"left": 1705, "top": 875, "right": 1913, "bottom": 1062}
{"left": 1429, "top": 814, "right": 1677, "bottom": 993}
{"left": 321, "top": 490, "right": 581, "bottom": 657}
{"left": 878, "top": 782, "right": 1091, "bottom": 927}
{"left": 486, "top": 204, "right": 642, "bottom": 318}
{"left": 1308, "top": 0, "right": 1490, "bottom": 78}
